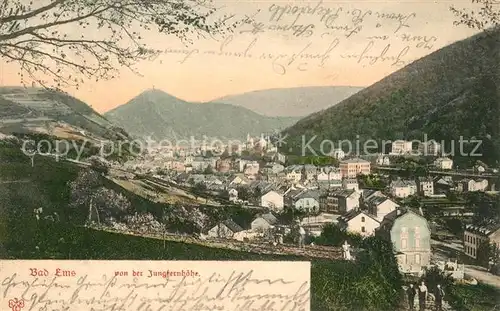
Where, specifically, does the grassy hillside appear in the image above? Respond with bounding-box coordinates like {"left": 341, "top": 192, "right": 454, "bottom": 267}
{"left": 104, "top": 89, "right": 299, "bottom": 140}
{"left": 212, "top": 86, "right": 364, "bottom": 117}
{"left": 0, "top": 86, "right": 129, "bottom": 140}
{"left": 281, "top": 29, "right": 500, "bottom": 166}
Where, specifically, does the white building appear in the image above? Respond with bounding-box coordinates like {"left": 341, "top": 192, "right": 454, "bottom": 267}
{"left": 228, "top": 188, "right": 238, "bottom": 202}
{"left": 366, "top": 196, "right": 399, "bottom": 222}
{"left": 376, "top": 154, "right": 390, "bottom": 166}
{"left": 331, "top": 149, "right": 346, "bottom": 160}
{"left": 391, "top": 140, "right": 413, "bottom": 155}
{"left": 342, "top": 178, "right": 359, "bottom": 192}
{"left": 208, "top": 219, "right": 244, "bottom": 239}
{"left": 316, "top": 166, "right": 342, "bottom": 182}
{"left": 260, "top": 190, "right": 284, "bottom": 211}
{"left": 434, "top": 157, "right": 453, "bottom": 170}
{"left": 390, "top": 179, "right": 417, "bottom": 198}
{"left": 338, "top": 210, "right": 381, "bottom": 237}
{"left": 251, "top": 212, "right": 278, "bottom": 232}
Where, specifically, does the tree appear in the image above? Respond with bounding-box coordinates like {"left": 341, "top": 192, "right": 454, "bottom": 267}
{"left": 450, "top": 0, "right": 499, "bottom": 31}
{"left": 192, "top": 182, "right": 207, "bottom": 200}
{"left": 88, "top": 155, "right": 110, "bottom": 175}
{"left": 477, "top": 240, "right": 500, "bottom": 268}
{"left": 0, "top": 0, "right": 241, "bottom": 89}
{"left": 69, "top": 169, "right": 130, "bottom": 224}
{"left": 203, "top": 165, "right": 214, "bottom": 175}
{"left": 236, "top": 186, "right": 250, "bottom": 201}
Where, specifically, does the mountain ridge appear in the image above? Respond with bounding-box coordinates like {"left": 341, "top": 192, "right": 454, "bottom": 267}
{"left": 211, "top": 86, "right": 365, "bottom": 117}
{"left": 104, "top": 89, "right": 300, "bottom": 141}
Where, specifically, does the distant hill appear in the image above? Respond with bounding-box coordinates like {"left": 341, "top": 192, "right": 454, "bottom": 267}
{"left": 212, "top": 86, "right": 364, "bottom": 117}
{"left": 281, "top": 29, "right": 500, "bottom": 166}
{"left": 104, "top": 89, "right": 299, "bottom": 141}
{"left": 0, "top": 86, "right": 129, "bottom": 141}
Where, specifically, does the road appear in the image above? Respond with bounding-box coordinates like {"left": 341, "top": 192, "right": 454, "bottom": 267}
{"left": 431, "top": 239, "right": 500, "bottom": 289}
{"left": 375, "top": 166, "right": 499, "bottom": 179}
{"left": 464, "top": 265, "right": 500, "bottom": 289}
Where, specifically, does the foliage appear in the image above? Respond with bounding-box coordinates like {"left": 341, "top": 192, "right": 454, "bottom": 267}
{"left": 0, "top": 0, "right": 242, "bottom": 89}
{"left": 192, "top": 182, "right": 207, "bottom": 199}
{"left": 202, "top": 165, "right": 214, "bottom": 175}
{"left": 88, "top": 155, "right": 111, "bottom": 174}
{"left": 357, "top": 174, "right": 387, "bottom": 189}
{"left": 466, "top": 192, "right": 500, "bottom": 223}
{"left": 421, "top": 266, "right": 455, "bottom": 291}
{"left": 314, "top": 223, "right": 364, "bottom": 247}
{"left": 450, "top": 0, "right": 499, "bottom": 31}
{"left": 69, "top": 169, "right": 131, "bottom": 223}
{"left": 477, "top": 240, "right": 500, "bottom": 268}
{"left": 235, "top": 186, "right": 250, "bottom": 201}
{"left": 286, "top": 155, "right": 339, "bottom": 166}
{"left": 444, "top": 218, "right": 464, "bottom": 236}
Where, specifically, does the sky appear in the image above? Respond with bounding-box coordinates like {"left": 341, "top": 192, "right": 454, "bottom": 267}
{"left": 0, "top": 0, "right": 481, "bottom": 113}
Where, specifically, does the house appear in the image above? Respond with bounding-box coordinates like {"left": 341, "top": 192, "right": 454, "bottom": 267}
{"left": 216, "top": 158, "right": 232, "bottom": 173}
{"left": 456, "top": 179, "right": 488, "bottom": 192}
{"left": 330, "top": 149, "right": 345, "bottom": 160}
{"left": 228, "top": 188, "right": 238, "bottom": 202}
{"left": 391, "top": 140, "right": 413, "bottom": 155}
{"left": 244, "top": 161, "right": 260, "bottom": 176}
{"left": 251, "top": 212, "right": 279, "bottom": 232}
{"left": 417, "top": 177, "right": 434, "bottom": 196}
{"left": 463, "top": 223, "right": 500, "bottom": 260}
{"left": 302, "top": 164, "right": 318, "bottom": 181}
{"left": 366, "top": 196, "right": 399, "bottom": 221}
{"left": 376, "top": 154, "right": 390, "bottom": 166}
{"left": 338, "top": 210, "right": 380, "bottom": 237}
{"left": 433, "top": 176, "right": 454, "bottom": 193}
{"left": 228, "top": 174, "right": 251, "bottom": 186}
{"left": 301, "top": 213, "right": 340, "bottom": 236}
{"left": 234, "top": 159, "right": 250, "bottom": 172}
{"left": 165, "top": 160, "right": 185, "bottom": 172}
{"left": 342, "top": 178, "right": 359, "bottom": 192}
{"left": 390, "top": 179, "right": 417, "bottom": 198}
{"left": 376, "top": 208, "right": 432, "bottom": 274}
{"left": 285, "top": 165, "right": 302, "bottom": 183}
{"left": 339, "top": 158, "right": 371, "bottom": 178}
{"left": 191, "top": 157, "right": 212, "bottom": 172}
{"left": 319, "top": 189, "right": 360, "bottom": 214}
{"left": 268, "top": 152, "right": 286, "bottom": 164}
{"left": 207, "top": 219, "right": 244, "bottom": 239}
{"left": 260, "top": 190, "right": 284, "bottom": 211}
{"left": 261, "top": 162, "right": 285, "bottom": 175}
{"left": 418, "top": 140, "right": 441, "bottom": 156}
{"left": 434, "top": 157, "right": 453, "bottom": 170}
{"left": 184, "top": 155, "right": 195, "bottom": 165}
{"left": 316, "top": 166, "right": 342, "bottom": 182}
{"left": 475, "top": 165, "right": 486, "bottom": 173}
{"left": 361, "top": 189, "right": 386, "bottom": 203}
{"left": 285, "top": 189, "right": 321, "bottom": 212}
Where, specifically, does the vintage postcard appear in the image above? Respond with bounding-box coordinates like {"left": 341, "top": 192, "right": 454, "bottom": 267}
{"left": 0, "top": 0, "right": 499, "bottom": 310}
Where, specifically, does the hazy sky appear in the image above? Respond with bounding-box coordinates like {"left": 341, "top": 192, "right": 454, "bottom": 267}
{"left": 0, "top": 0, "right": 480, "bottom": 113}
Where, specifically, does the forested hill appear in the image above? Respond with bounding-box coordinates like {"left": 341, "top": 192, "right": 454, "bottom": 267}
{"left": 280, "top": 29, "right": 500, "bottom": 166}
